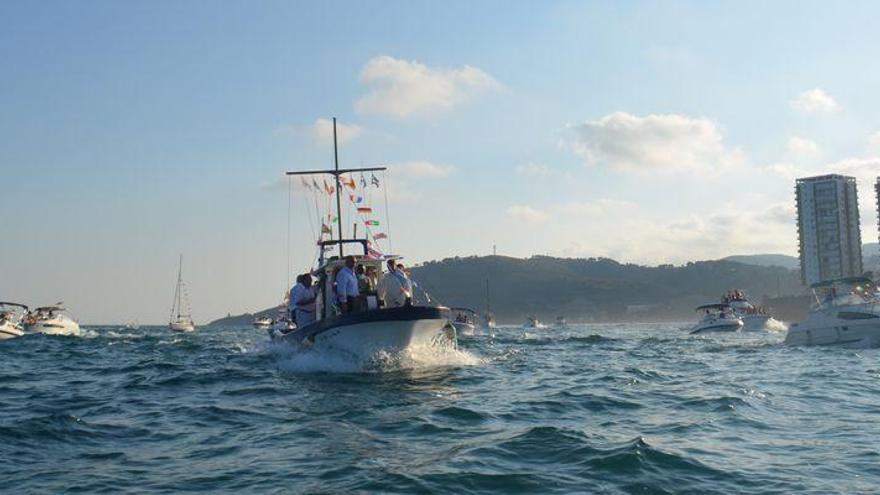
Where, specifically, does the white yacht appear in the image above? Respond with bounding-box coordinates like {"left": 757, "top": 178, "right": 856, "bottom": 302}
{"left": 723, "top": 290, "right": 784, "bottom": 331}
{"left": 524, "top": 316, "right": 547, "bottom": 329}
{"left": 690, "top": 304, "right": 743, "bottom": 334}
{"left": 25, "top": 304, "right": 81, "bottom": 336}
{"left": 0, "top": 302, "right": 28, "bottom": 340}
{"left": 169, "top": 255, "right": 195, "bottom": 332}
{"left": 253, "top": 316, "right": 273, "bottom": 330}
{"left": 785, "top": 277, "right": 880, "bottom": 346}
{"left": 272, "top": 119, "right": 457, "bottom": 362}
{"left": 450, "top": 308, "right": 478, "bottom": 337}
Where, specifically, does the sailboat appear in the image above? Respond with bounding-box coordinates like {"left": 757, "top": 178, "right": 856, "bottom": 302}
{"left": 169, "top": 255, "right": 195, "bottom": 332}
{"left": 271, "top": 117, "right": 457, "bottom": 361}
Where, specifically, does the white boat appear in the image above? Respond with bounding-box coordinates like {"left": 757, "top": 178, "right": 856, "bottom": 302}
{"left": 450, "top": 308, "right": 478, "bottom": 336}
{"left": 25, "top": 304, "right": 81, "bottom": 336}
{"left": 253, "top": 316, "right": 273, "bottom": 330}
{"left": 554, "top": 316, "right": 567, "bottom": 328}
{"left": 785, "top": 277, "right": 880, "bottom": 346}
{"left": 273, "top": 121, "right": 456, "bottom": 362}
{"left": 690, "top": 303, "right": 743, "bottom": 334}
{"left": 0, "top": 302, "right": 28, "bottom": 340}
{"left": 723, "top": 290, "right": 784, "bottom": 331}
{"left": 169, "top": 255, "right": 195, "bottom": 332}
{"left": 524, "top": 316, "right": 546, "bottom": 329}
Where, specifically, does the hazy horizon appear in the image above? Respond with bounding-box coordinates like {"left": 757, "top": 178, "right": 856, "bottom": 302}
{"left": 3, "top": 1, "right": 880, "bottom": 324}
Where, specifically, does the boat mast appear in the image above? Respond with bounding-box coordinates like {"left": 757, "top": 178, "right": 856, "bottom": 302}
{"left": 176, "top": 254, "right": 183, "bottom": 319}
{"left": 332, "top": 118, "right": 344, "bottom": 258}
{"left": 285, "top": 116, "right": 387, "bottom": 260}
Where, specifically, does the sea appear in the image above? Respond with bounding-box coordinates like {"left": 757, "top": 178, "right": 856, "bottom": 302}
{"left": 2, "top": 323, "right": 879, "bottom": 494}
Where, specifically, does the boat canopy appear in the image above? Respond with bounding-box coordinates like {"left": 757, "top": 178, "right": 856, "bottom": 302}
{"left": 695, "top": 303, "right": 730, "bottom": 311}
{"left": 449, "top": 307, "right": 478, "bottom": 316}
{"left": 810, "top": 276, "right": 874, "bottom": 289}
{"left": 0, "top": 302, "right": 29, "bottom": 310}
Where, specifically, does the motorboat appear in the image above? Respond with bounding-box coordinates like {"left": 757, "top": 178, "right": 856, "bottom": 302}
{"left": 25, "top": 304, "right": 81, "bottom": 336}
{"left": 785, "top": 277, "right": 880, "bottom": 346}
{"left": 253, "top": 316, "right": 273, "bottom": 330}
{"left": 270, "top": 240, "right": 457, "bottom": 360}
{"left": 722, "top": 290, "right": 784, "bottom": 331}
{"left": 690, "top": 304, "right": 743, "bottom": 334}
{"left": 274, "top": 124, "right": 456, "bottom": 362}
{"left": 450, "top": 308, "right": 478, "bottom": 336}
{"left": 0, "top": 302, "right": 28, "bottom": 340}
{"left": 169, "top": 254, "right": 196, "bottom": 332}
{"left": 524, "top": 316, "right": 547, "bottom": 329}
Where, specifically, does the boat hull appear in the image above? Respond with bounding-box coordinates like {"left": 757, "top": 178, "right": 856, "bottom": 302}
{"left": 785, "top": 317, "right": 880, "bottom": 346}
{"left": 28, "top": 320, "right": 80, "bottom": 336}
{"left": 690, "top": 319, "right": 743, "bottom": 334}
{"left": 452, "top": 321, "right": 476, "bottom": 336}
{"left": 0, "top": 323, "right": 24, "bottom": 340}
{"left": 169, "top": 321, "right": 195, "bottom": 332}
{"left": 277, "top": 306, "right": 456, "bottom": 361}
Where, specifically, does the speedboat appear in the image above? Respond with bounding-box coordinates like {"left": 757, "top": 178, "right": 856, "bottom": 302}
{"left": 0, "top": 302, "right": 28, "bottom": 340}
{"left": 25, "top": 304, "right": 81, "bottom": 336}
{"left": 253, "top": 316, "right": 273, "bottom": 330}
{"left": 524, "top": 316, "right": 546, "bottom": 329}
{"left": 690, "top": 304, "right": 743, "bottom": 334}
{"left": 169, "top": 255, "right": 196, "bottom": 332}
{"left": 785, "top": 277, "right": 880, "bottom": 346}
{"left": 723, "top": 290, "right": 784, "bottom": 331}
{"left": 450, "top": 308, "right": 478, "bottom": 336}
{"left": 271, "top": 241, "right": 456, "bottom": 360}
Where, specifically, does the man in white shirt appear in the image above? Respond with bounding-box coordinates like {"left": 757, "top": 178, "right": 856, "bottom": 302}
{"left": 290, "top": 273, "right": 317, "bottom": 328}
{"left": 335, "top": 256, "right": 360, "bottom": 313}
{"left": 378, "top": 260, "right": 412, "bottom": 308}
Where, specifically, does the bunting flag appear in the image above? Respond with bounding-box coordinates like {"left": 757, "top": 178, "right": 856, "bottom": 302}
{"left": 320, "top": 223, "right": 332, "bottom": 235}
{"left": 323, "top": 179, "right": 334, "bottom": 195}
{"left": 360, "top": 174, "right": 368, "bottom": 188}
{"left": 355, "top": 196, "right": 363, "bottom": 204}
{"left": 341, "top": 176, "right": 357, "bottom": 190}
{"left": 300, "top": 177, "right": 311, "bottom": 190}
{"left": 371, "top": 173, "right": 380, "bottom": 187}
{"left": 357, "top": 207, "right": 373, "bottom": 214}
{"left": 364, "top": 220, "right": 380, "bottom": 226}
{"left": 312, "top": 178, "right": 320, "bottom": 190}
{"left": 373, "top": 233, "right": 387, "bottom": 240}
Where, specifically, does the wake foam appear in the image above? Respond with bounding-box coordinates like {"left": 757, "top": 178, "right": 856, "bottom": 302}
{"left": 267, "top": 339, "right": 482, "bottom": 374}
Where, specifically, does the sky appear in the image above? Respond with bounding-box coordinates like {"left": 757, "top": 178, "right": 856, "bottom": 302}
{"left": 2, "top": 0, "right": 880, "bottom": 324}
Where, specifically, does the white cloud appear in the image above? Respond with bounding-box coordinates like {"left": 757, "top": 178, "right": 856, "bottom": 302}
{"left": 790, "top": 88, "right": 841, "bottom": 114}
{"left": 515, "top": 162, "right": 552, "bottom": 176}
{"left": 310, "top": 118, "right": 362, "bottom": 145}
{"left": 565, "top": 112, "right": 744, "bottom": 174}
{"left": 765, "top": 162, "right": 811, "bottom": 181}
{"left": 786, "top": 136, "right": 820, "bottom": 160}
{"left": 389, "top": 161, "right": 453, "bottom": 178}
{"left": 354, "top": 55, "right": 501, "bottom": 118}
{"left": 506, "top": 205, "right": 548, "bottom": 224}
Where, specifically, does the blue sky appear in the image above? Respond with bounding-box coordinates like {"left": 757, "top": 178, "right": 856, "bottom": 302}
{"left": 2, "top": 1, "right": 879, "bottom": 323}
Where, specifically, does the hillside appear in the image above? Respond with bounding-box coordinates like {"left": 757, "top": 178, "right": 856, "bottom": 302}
{"left": 722, "top": 254, "right": 799, "bottom": 270}
{"left": 209, "top": 255, "right": 807, "bottom": 326}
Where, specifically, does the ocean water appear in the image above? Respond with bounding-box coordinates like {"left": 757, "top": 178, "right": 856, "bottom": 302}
{"left": 2, "top": 323, "right": 879, "bottom": 494}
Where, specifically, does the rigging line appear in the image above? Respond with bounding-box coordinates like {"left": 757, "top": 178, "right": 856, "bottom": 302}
{"left": 287, "top": 175, "right": 292, "bottom": 291}
{"left": 382, "top": 169, "right": 393, "bottom": 254}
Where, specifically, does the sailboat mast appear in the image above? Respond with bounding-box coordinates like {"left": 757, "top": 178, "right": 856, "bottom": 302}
{"left": 486, "top": 278, "right": 491, "bottom": 314}
{"left": 333, "top": 117, "right": 344, "bottom": 258}
{"left": 177, "top": 254, "right": 183, "bottom": 318}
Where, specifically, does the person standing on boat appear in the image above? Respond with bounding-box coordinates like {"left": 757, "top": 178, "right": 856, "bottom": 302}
{"left": 290, "top": 274, "right": 317, "bottom": 328}
{"left": 379, "top": 261, "right": 412, "bottom": 308}
{"left": 336, "top": 256, "right": 360, "bottom": 313}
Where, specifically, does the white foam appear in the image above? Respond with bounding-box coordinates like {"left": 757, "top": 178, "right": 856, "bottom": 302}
{"left": 270, "top": 339, "right": 482, "bottom": 374}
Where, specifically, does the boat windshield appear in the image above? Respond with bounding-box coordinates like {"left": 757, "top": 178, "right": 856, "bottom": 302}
{"left": 813, "top": 283, "right": 880, "bottom": 310}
